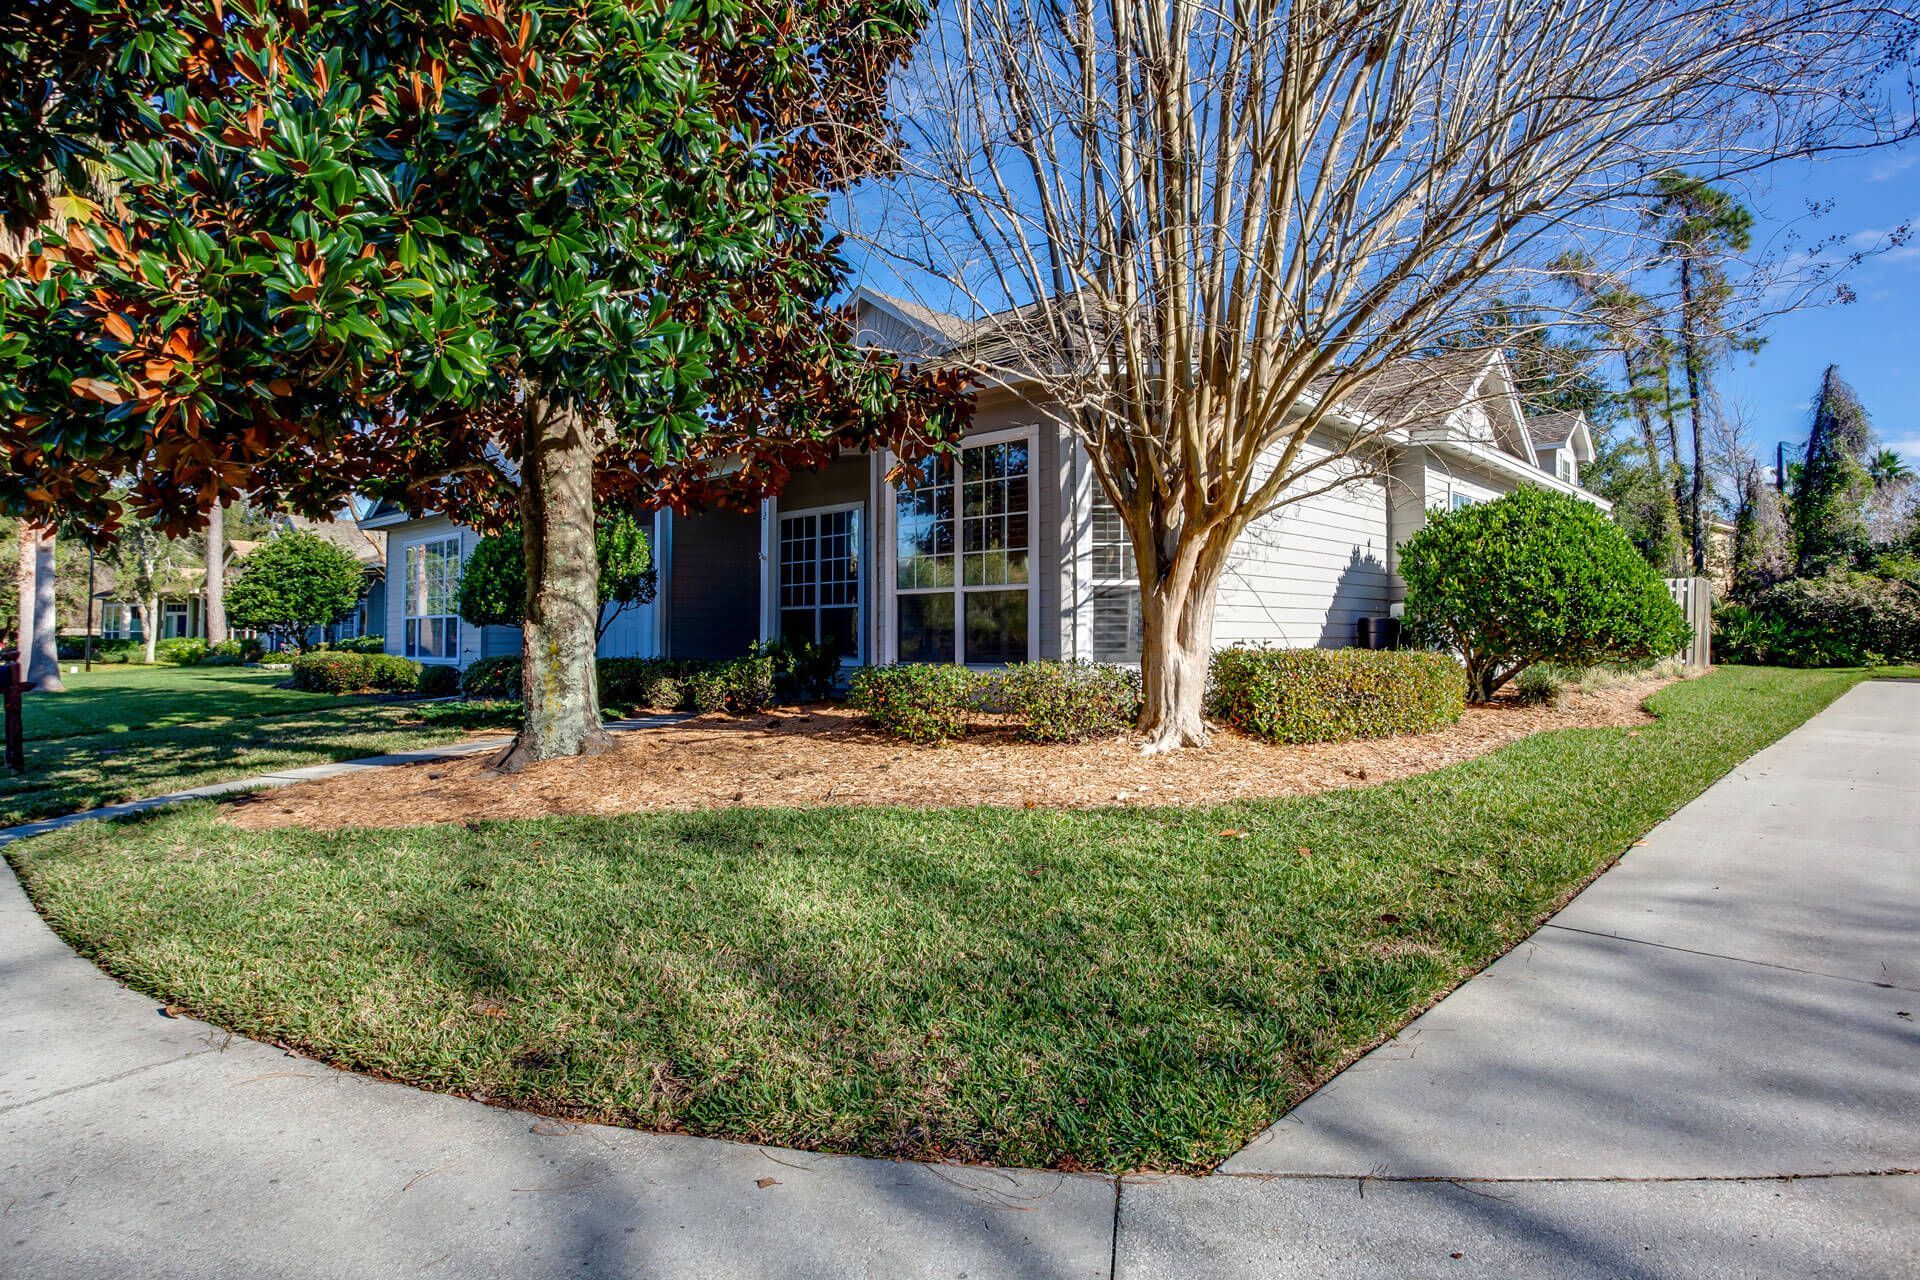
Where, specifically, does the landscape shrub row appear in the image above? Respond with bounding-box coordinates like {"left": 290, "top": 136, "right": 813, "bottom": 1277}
{"left": 1713, "top": 571, "right": 1920, "bottom": 668}
{"left": 1207, "top": 646, "right": 1466, "bottom": 743}
{"left": 848, "top": 660, "right": 1142, "bottom": 744}
{"left": 848, "top": 650, "right": 1466, "bottom": 746}
{"left": 460, "top": 654, "right": 779, "bottom": 715}
{"left": 290, "top": 651, "right": 458, "bottom": 696}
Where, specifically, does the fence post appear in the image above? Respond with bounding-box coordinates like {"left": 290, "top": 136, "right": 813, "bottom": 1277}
{"left": 1663, "top": 576, "right": 1713, "bottom": 668}
{"left": 1, "top": 648, "right": 23, "bottom": 773}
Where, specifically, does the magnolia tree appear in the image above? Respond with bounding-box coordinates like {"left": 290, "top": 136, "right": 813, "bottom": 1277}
{"left": 875, "top": 0, "right": 1914, "bottom": 749}
{"left": 0, "top": 0, "right": 965, "bottom": 770}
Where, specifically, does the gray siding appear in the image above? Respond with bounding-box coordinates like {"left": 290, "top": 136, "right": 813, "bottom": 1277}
{"left": 665, "top": 508, "right": 761, "bottom": 660}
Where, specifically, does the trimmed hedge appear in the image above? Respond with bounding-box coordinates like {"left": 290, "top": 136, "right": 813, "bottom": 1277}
{"left": 1207, "top": 646, "right": 1465, "bottom": 744}
{"left": 986, "top": 660, "right": 1141, "bottom": 742}
{"left": 289, "top": 651, "right": 425, "bottom": 694}
{"left": 848, "top": 664, "right": 979, "bottom": 743}
{"left": 459, "top": 655, "right": 775, "bottom": 714}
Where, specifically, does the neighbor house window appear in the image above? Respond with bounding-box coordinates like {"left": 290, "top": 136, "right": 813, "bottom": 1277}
{"left": 1088, "top": 486, "right": 1142, "bottom": 663}
{"left": 404, "top": 537, "right": 462, "bottom": 662}
{"left": 894, "top": 435, "right": 1031, "bottom": 664}
{"left": 162, "top": 601, "right": 190, "bottom": 639}
{"left": 779, "top": 505, "right": 862, "bottom": 660}
{"left": 1449, "top": 488, "right": 1475, "bottom": 512}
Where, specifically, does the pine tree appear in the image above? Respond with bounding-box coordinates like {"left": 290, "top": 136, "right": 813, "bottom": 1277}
{"left": 1792, "top": 365, "right": 1874, "bottom": 575}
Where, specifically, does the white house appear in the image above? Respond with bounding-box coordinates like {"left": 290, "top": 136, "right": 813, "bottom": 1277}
{"left": 362, "top": 291, "right": 1606, "bottom": 671}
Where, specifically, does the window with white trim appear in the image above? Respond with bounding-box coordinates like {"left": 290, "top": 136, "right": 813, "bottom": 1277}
{"left": 894, "top": 436, "right": 1031, "bottom": 664}
{"left": 403, "top": 537, "right": 462, "bottom": 662}
{"left": 1088, "top": 486, "right": 1142, "bottom": 663}
{"left": 779, "top": 505, "right": 862, "bottom": 660}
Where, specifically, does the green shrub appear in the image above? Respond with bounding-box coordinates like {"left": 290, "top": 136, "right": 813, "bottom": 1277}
{"left": 1512, "top": 665, "right": 1566, "bottom": 706}
{"left": 226, "top": 530, "right": 368, "bottom": 653}
{"left": 154, "top": 638, "right": 208, "bottom": 666}
{"left": 1713, "top": 572, "right": 1920, "bottom": 667}
{"left": 753, "top": 636, "right": 842, "bottom": 702}
{"left": 70, "top": 639, "right": 144, "bottom": 664}
{"left": 202, "top": 639, "right": 248, "bottom": 666}
{"left": 637, "top": 674, "right": 684, "bottom": 711}
{"left": 289, "top": 651, "right": 423, "bottom": 694}
{"left": 848, "top": 664, "right": 979, "bottom": 743}
{"left": 325, "top": 635, "right": 389, "bottom": 654}
{"left": 419, "top": 664, "right": 460, "bottom": 696}
{"left": 987, "top": 660, "right": 1140, "bottom": 742}
{"left": 461, "top": 656, "right": 522, "bottom": 699}
{"left": 1207, "top": 646, "right": 1465, "bottom": 744}
{"left": 1400, "top": 486, "right": 1690, "bottom": 701}
{"left": 683, "top": 655, "right": 776, "bottom": 715}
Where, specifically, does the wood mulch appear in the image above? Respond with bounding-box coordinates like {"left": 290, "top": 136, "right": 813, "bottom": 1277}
{"left": 220, "top": 675, "right": 1672, "bottom": 832}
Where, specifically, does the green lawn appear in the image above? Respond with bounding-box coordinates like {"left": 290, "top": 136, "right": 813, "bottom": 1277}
{"left": 5, "top": 667, "right": 1904, "bottom": 1172}
{"left": 17, "top": 664, "right": 389, "bottom": 741}
{"left": 0, "top": 664, "right": 517, "bottom": 826}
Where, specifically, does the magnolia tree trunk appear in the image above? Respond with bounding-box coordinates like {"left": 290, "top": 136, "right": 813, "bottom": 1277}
{"left": 495, "top": 395, "right": 612, "bottom": 772}
{"left": 1136, "top": 530, "right": 1233, "bottom": 754}
{"left": 28, "top": 526, "right": 63, "bottom": 690}
{"left": 204, "top": 504, "right": 227, "bottom": 645}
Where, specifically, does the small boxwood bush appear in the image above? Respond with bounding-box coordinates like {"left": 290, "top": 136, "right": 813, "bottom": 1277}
{"left": 848, "top": 664, "right": 979, "bottom": 743}
{"left": 684, "top": 655, "right": 776, "bottom": 715}
{"left": 289, "top": 651, "right": 423, "bottom": 694}
{"left": 154, "top": 637, "right": 208, "bottom": 665}
{"left": 419, "top": 663, "right": 460, "bottom": 696}
{"left": 1714, "top": 572, "right": 1920, "bottom": 667}
{"left": 1207, "top": 646, "right": 1465, "bottom": 744}
{"left": 986, "top": 660, "right": 1141, "bottom": 742}
{"left": 461, "top": 656, "right": 522, "bottom": 699}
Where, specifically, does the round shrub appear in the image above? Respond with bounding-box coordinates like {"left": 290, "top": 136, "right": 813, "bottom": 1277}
{"left": 1714, "top": 572, "right": 1920, "bottom": 667}
{"left": 1208, "top": 646, "right": 1465, "bottom": 743}
{"left": 289, "top": 651, "right": 423, "bottom": 694}
{"left": 461, "top": 656, "right": 523, "bottom": 699}
{"left": 418, "top": 663, "right": 460, "bottom": 696}
{"left": 227, "top": 530, "right": 368, "bottom": 653}
{"left": 848, "top": 664, "right": 979, "bottom": 743}
{"left": 1511, "top": 665, "right": 1567, "bottom": 706}
{"left": 1400, "top": 486, "right": 1690, "bottom": 702}
{"left": 154, "top": 638, "right": 208, "bottom": 666}
{"left": 987, "top": 660, "right": 1141, "bottom": 742}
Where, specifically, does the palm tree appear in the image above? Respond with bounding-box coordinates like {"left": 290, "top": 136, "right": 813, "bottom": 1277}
{"left": 1869, "top": 447, "right": 1911, "bottom": 488}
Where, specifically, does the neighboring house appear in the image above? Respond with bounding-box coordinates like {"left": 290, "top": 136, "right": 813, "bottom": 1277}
{"left": 362, "top": 291, "right": 1607, "bottom": 671}
{"left": 96, "top": 517, "right": 387, "bottom": 647}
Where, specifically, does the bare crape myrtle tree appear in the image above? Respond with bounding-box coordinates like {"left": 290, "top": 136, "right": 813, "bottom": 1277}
{"left": 871, "top": 0, "right": 1914, "bottom": 751}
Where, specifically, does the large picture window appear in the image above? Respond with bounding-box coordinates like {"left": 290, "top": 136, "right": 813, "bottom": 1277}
{"left": 779, "top": 505, "right": 862, "bottom": 660}
{"left": 404, "top": 537, "right": 462, "bottom": 662}
{"left": 1088, "top": 486, "right": 1142, "bottom": 663}
{"left": 894, "top": 435, "right": 1031, "bottom": 664}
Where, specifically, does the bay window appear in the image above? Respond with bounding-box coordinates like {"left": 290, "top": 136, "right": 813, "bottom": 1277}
{"left": 404, "top": 536, "right": 462, "bottom": 662}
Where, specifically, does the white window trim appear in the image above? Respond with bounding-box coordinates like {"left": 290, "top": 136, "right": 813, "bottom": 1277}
{"left": 881, "top": 425, "right": 1040, "bottom": 666}
{"left": 774, "top": 499, "right": 867, "bottom": 665}
{"left": 402, "top": 535, "right": 463, "bottom": 664}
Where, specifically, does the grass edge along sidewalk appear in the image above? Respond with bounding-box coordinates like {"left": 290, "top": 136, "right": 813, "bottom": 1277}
{"left": 7, "top": 666, "right": 1904, "bottom": 1174}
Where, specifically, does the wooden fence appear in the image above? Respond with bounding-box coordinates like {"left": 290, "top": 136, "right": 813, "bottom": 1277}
{"left": 1664, "top": 576, "right": 1713, "bottom": 668}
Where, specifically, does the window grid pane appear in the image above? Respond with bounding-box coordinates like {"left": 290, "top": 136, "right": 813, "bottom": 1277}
{"left": 404, "top": 537, "right": 462, "bottom": 662}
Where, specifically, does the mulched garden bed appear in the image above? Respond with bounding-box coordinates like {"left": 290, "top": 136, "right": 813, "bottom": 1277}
{"left": 224, "top": 674, "right": 1672, "bottom": 831}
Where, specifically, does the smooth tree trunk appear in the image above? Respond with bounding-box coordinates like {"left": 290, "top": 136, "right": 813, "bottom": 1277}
{"left": 204, "top": 504, "right": 227, "bottom": 645}
{"left": 28, "top": 526, "right": 63, "bottom": 690}
{"left": 138, "top": 597, "right": 159, "bottom": 665}
{"left": 1135, "top": 526, "right": 1234, "bottom": 754}
{"left": 1678, "top": 257, "right": 1709, "bottom": 575}
{"left": 15, "top": 523, "right": 35, "bottom": 665}
{"left": 495, "top": 394, "right": 612, "bottom": 773}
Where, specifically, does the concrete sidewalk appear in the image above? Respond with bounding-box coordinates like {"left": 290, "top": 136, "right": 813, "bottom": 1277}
{"left": 4, "top": 682, "right": 1916, "bottom": 1277}
{"left": 1117, "top": 679, "right": 1920, "bottom": 1278}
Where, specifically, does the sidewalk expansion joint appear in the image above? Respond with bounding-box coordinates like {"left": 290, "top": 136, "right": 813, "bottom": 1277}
{"left": 1539, "top": 922, "right": 1920, "bottom": 993}
{"left": 0, "top": 1044, "right": 223, "bottom": 1117}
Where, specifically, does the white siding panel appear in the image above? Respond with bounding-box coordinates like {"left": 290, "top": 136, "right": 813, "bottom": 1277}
{"left": 1215, "top": 435, "right": 1393, "bottom": 649}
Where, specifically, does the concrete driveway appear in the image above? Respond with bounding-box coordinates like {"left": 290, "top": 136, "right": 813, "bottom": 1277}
{"left": 4, "top": 681, "right": 1916, "bottom": 1278}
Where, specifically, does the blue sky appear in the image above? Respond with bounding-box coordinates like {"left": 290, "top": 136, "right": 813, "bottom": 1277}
{"left": 1723, "top": 143, "right": 1920, "bottom": 466}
